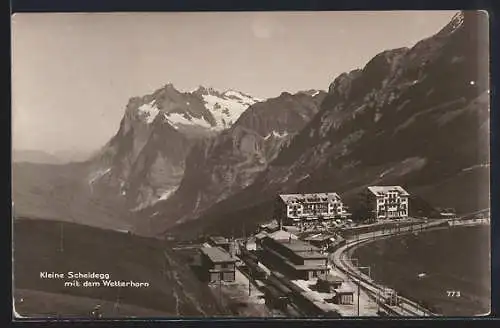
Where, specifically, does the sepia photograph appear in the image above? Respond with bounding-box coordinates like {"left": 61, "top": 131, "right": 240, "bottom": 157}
{"left": 11, "top": 10, "right": 490, "bottom": 319}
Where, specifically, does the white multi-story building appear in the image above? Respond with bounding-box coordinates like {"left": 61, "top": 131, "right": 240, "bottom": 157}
{"left": 274, "top": 193, "right": 349, "bottom": 227}
{"left": 366, "top": 186, "right": 409, "bottom": 220}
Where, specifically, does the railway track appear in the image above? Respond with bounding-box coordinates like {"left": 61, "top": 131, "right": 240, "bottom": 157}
{"left": 333, "top": 236, "right": 436, "bottom": 317}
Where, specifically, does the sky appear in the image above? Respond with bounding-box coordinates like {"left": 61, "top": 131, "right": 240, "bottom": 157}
{"left": 11, "top": 11, "right": 457, "bottom": 154}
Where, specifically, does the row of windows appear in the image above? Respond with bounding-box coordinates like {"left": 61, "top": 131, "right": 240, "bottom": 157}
{"left": 377, "top": 211, "right": 408, "bottom": 216}
{"left": 311, "top": 270, "right": 326, "bottom": 278}
{"left": 377, "top": 205, "right": 407, "bottom": 210}
{"left": 377, "top": 197, "right": 408, "bottom": 203}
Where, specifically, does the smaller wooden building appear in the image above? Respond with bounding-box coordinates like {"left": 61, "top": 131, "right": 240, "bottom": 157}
{"left": 199, "top": 247, "right": 236, "bottom": 283}
{"left": 315, "top": 275, "right": 344, "bottom": 293}
{"left": 333, "top": 287, "right": 354, "bottom": 305}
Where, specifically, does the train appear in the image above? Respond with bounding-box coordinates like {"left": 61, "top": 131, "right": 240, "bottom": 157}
{"left": 270, "top": 272, "right": 340, "bottom": 317}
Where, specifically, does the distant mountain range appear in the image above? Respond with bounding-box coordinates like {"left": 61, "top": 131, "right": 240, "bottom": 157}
{"left": 158, "top": 11, "right": 489, "bottom": 238}
{"left": 12, "top": 11, "right": 490, "bottom": 239}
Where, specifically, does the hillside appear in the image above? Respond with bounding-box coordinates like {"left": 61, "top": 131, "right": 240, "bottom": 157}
{"left": 13, "top": 218, "right": 231, "bottom": 317}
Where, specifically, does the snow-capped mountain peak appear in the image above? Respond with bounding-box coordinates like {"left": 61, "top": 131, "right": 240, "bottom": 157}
{"left": 132, "top": 84, "right": 262, "bottom": 132}
{"left": 137, "top": 102, "right": 160, "bottom": 124}
{"left": 194, "top": 87, "right": 262, "bottom": 131}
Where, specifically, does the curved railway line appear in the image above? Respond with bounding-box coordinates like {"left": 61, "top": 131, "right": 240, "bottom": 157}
{"left": 331, "top": 222, "right": 451, "bottom": 317}
{"left": 335, "top": 240, "right": 435, "bottom": 316}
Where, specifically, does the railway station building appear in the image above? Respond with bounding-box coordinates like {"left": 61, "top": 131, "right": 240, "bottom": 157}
{"left": 259, "top": 235, "right": 329, "bottom": 280}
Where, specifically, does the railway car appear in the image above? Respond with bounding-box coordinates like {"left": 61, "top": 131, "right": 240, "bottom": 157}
{"left": 263, "top": 285, "right": 289, "bottom": 310}
{"left": 243, "top": 257, "right": 267, "bottom": 280}
{"left": 266, "top": 275, "right": 293, "bottom": 296}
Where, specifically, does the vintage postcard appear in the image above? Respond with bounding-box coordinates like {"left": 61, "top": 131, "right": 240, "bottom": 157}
{"left": 11, "top": 10, "right": 490, "bottom": 319}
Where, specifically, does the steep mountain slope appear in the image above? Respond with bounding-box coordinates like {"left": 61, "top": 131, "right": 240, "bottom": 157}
{"left": 137, "top": 90, "right": 326, "bottom": 233}
{"left": 169, "top": 11, "right": 490, "bottom": 239}
{"left": 88, "top": 84, "right": 261, "bottom": 210}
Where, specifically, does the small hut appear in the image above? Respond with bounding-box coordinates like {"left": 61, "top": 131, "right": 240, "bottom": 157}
{"left": 333, "top": 287, "right": 354, "bottom": 305}
{"left": 316, "top": 274, "right": 344, "bottom": 292}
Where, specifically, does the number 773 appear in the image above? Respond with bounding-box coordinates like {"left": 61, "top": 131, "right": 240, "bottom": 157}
{"left": 446, "top": 291, "right": 461, "bottom": 297}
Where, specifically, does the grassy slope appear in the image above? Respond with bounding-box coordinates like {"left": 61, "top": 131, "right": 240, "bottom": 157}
{"left": 13, "top": 218, "right": 230, "bottom": 317}
{"left": 14, "top": 289, "right": 172, "bottom": 318}
{"left": 12, "top": 162, "right": 135, "bottom": 231}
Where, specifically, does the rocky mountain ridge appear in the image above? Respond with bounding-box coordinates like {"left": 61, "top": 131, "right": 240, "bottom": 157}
{"left": 162, "top": 11, "right": 490, "bottom": 239}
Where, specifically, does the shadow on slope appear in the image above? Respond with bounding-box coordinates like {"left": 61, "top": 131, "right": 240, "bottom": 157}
{"left": 13, "top": 218, "right": 230, "bottom": 317}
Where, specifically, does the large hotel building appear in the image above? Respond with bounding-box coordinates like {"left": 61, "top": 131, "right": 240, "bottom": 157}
{"left": 274, "top": 193, "right": 349, "bottom": 227}
{"left": 366, "top": 186, "right": 410, "bottom": 220}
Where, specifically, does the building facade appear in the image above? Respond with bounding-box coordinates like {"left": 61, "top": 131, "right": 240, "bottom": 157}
{"left": 366, "top": 186, "right": 410, "bottom": 220}
{"left": 274, "top": 193, "right": 349, "bottom": 228}
{"left": 260, "top": 236, "right": 329, "bottom": 280}
{"left": 199, "top": 247, "right": 236, "bottom": 283}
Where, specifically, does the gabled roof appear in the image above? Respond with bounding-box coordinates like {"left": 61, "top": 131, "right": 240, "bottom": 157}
{"left": 268, "top": 229, "right": 298, "bottom": 241}
{"left": 279, "top": 193, "right": 341, "bottom": 203}
{"left": 200, "top": 246, "right": 234, "bottom": 263}
{"left": 367, "top": 186, "right": 409, "bottom": 197}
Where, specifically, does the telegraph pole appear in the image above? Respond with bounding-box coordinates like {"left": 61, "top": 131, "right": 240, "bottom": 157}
{"left": 357, "top": 278, "right": 360, "bottom": 316}
{"left": 113, "top": 288, "right": 121, "bottom": 315}
{"left": 59, "top": 221, "right": 64, "bottom": 253}
{"left": 377, "top": 288, "right": 381, "bottom": 313}
{"left": 219, "top": 278, "right": 223, "bottom": 306}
